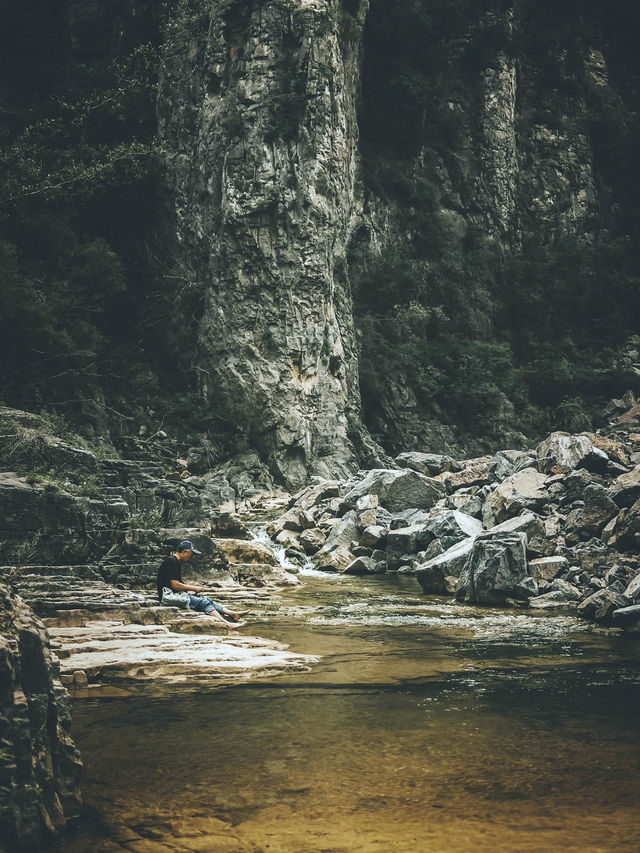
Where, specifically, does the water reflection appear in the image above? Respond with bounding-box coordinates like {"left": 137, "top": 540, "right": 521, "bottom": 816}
{"left": 58, "top": 572, "right": 640, "bottom": 853}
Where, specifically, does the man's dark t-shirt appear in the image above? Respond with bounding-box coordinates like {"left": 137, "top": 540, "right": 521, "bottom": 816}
{"left": 157, "top": 555, "right": 182, "bottom": 601}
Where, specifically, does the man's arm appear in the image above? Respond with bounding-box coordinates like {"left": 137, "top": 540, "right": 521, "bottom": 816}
{"left": 169, "top": 578, "right": 203, "bottom": 593}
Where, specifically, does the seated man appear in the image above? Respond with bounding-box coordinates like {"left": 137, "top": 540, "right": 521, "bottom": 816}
{"left": 157, "top": 540, "right": 248, "bottom": 630}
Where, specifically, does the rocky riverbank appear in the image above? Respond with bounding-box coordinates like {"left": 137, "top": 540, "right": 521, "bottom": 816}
{"left": 267, "top": 396, "right": 640, "bottom": 631}
{"left": 1, "top": 398, "right": 640, "bottom": 846}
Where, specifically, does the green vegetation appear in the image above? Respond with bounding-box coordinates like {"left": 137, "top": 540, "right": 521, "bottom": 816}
{"left": 355, "top": 0, "right": 640, "bottom": 448}
{"left": 0, "top": 4, "right": 179, "bottom": 424}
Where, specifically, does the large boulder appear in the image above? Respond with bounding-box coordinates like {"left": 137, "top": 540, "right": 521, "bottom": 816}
{"left": 610, "top": 466, "right": 640, "bottom": 508}
{"left": 339, "top": 469, "right": 444, "bottom": 514}
{"left": 395, "top": 452, "right": 458, "bottom": 476}
{"left": 577, "top": 588, "right": 631, "bottom": 622}
{"left": 489, "top": 468, "right": 549, "bottom": 522}
{"left": 386, "top": 510, "right": 481, "bottom": 569}
{"left": 528, "top": 590, "right": 578, "bottom": 609}
{"left": 603, "top": 499, "right": 640, "bottom": 551}
{"left": 455, "top": 533, "right": 528, "bottom": 605}
{"left": 423, "top": 510, "right": 483, "bottom": 550}
{"left": 359, "top": 525, "right": 387, "bottom": 549}
{"left": 528, "top": 555, "right": 569, "bottom": 581}
{"left": 342, "top": 556, "right": 381, "bottom": 576}
{"left": 624, "top": 572, "right": 640, "bottom": 602}
{"left": 537, "top": 432, "right": 607, "bottom": 475}
{"left": 288, "top": 480, "right": 342, "bottom": 511}
{"left": 386, "top": 524, "right": 431, "bottom": 568}
{"left": 482, "top": 512, "right": 551, "bottom": 556}
{"left": 612, "top": 605, "right": 640, "bottom": 629}
{"left": 213, "top": 538, "right": 278, "bottom": 566}
{"left": 490, "top": 450, "right": 537, "bottom": 482}
{"left": 415, "top": 537, "right": 476, "bottom": 593}
{"left": 299, "top": 527, "right": 327, "bottom": 555}
{"left": 314, "top": 511, "right": 359, "bottom": 571}
{"left": 438, "top": 457, "right": 493, "bottom": 493}
{"left": 580, "top": 484, "right": 619, "bottom": 533}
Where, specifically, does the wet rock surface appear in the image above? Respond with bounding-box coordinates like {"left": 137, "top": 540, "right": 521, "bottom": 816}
{"left": 3, "top": 401, "right": 640, "bottom": 846}
{"left": 0, "top": 585, "right": 82, "bottom": 852}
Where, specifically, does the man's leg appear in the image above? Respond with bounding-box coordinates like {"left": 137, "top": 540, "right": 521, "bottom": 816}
{"left": 206, "top": 607, "right": 246, "bottom": 630}
{"left": 189, "top": 595, "right": 246, "bottom": 630}
{"left": 220, "top": 606, "right": 250, "bottom": 622}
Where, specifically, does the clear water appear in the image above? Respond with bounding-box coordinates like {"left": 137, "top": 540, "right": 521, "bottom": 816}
{"left": 57, "top": 574, "right": 640, "bottom": 853}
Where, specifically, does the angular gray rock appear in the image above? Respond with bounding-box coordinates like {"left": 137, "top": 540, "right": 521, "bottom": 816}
{"left": 603, "top": 499, "right": 640, "bottom": 550}
{"left": 314, "top": 510, "right": 359, "bottom": 571}
{"left": 342, "top": 556, "right": 379, "bottom": 576}
{"left": 415, "top": 537, "right": 477, "bottom": 594}
{"left": 511, "top": 576, "right": 539, "bottom": 600}
{"left": 439, "top": 458, "right": 493, "bottom": 493}
{"left": 339, "top": 469, "right": 444, "bottom": 514}
{"left": 528, "top": 555, "right": 569, "bottom": 581}
{"left": 386, "top": 524, "right": 432, "bottom": 569}
{"left": 299, "top": 528, "right": 327, "bottom": 555}
{"left": 612, "top": 605, "right": 640, "bottom": 629}
{"left": 423, "top": 510, "right": 483, "bottom": 551}
{"left": 577, "top": 588, "right": 631, "bottom": 622}
{"left": 359, "top": 525, "right": 387, "bottom": 549}
{"left": 528, "top": 590, "right": 578, "bottom": 609}
{"left": 455, "top": 532, "right": 528, "bottom": 605}
{"left": 491, "top": 450, "right": 537, "bottom": 482}
{"left": 414, "top": 561, "right": 448, "bottom": 594}
{"left": 537, "top": 432, "right": 606, "bottom": 475}
{"left": 395, "top": 452, "right": 458, "bottom": 476}
{"left": 624, "top": 573, "right": 640, "bottom": 602}
{"left": 610, "top": 466, "right": 640, "bottom": 507}
{"left": 580, "top": 484, "right": 619, "bottom": 533}
{"left": 548, "top": 578, "right": 581, "bottom": 599}
{"left": 482, "top": 512, "right": 551, "bottom": 556}
{"left": 489, "top": 467, "right": 549, "bottom": 522}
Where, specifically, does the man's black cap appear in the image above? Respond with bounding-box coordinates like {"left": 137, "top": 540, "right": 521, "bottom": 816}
{"left": 177, "top": 539, "right": 202, "bottom": 555}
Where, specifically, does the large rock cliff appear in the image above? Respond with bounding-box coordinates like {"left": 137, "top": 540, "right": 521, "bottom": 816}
{"left": 1, "top": 0, "right": 639, "bottom": 480}
{"left": 159, "top": 0, "right": 370, "bottom": 487}
{"left": 158, "top": 0, "right": 640, "bottom": 475}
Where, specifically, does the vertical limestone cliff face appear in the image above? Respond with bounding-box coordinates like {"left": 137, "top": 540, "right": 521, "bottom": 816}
{"left": 157, "top": 0, "right": 639, "bottom": 469}
{"left": 159, "top": 0, "right": 370, "bottom": 487}
{"left": 0, "top": 585, "right": 82, "bottom": 852}
{"left": 353, "top": 1, "right": 637, "bottom": 455}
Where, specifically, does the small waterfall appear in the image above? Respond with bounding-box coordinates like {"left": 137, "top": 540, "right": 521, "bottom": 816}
{"left": 246, "top": 524, "right": 313, "bottom": 573}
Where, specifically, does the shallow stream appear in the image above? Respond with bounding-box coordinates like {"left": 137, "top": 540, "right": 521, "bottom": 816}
{"left": 57, "top": 571, "right": 640, "bottom": 852}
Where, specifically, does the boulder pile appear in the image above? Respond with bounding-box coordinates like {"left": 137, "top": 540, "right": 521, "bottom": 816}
{"left": 268, "top": 403, "right": 640, "bottom": 631}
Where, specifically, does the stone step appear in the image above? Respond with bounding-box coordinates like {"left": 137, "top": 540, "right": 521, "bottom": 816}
{"left": 0, "top": 564, "right": 100, "bottom": 579}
